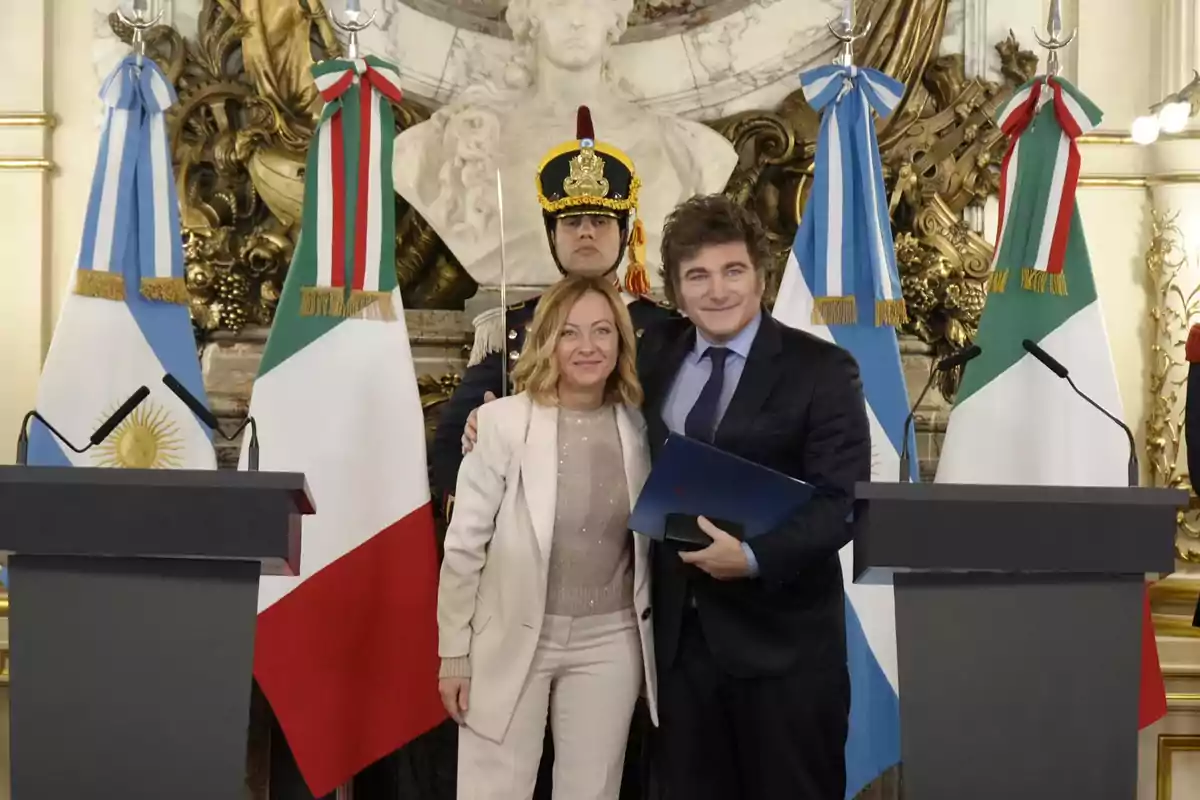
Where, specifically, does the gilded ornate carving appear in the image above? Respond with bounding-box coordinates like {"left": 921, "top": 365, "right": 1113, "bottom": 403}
{"left": 110, "top": 0, "right": 472, "bottom": 335}
{"left": 712, "top": 22, "right": 1035, "bottom": 398}
{"left": 1144, "top": 210, "right": 1200, "bottom": 562}
{"left": 117, "top": 1, "right": 1031, "bottom": 402}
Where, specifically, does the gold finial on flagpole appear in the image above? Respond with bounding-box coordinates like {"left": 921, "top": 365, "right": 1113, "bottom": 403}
{"left": 328, "top": 1, "right": 377, "bottom": 60}
{"left": 115, "top": 1, "right": 163, "bottom": 61}
{"left": 826, "top": 0, "right": 871, "bottom": 68}
{"left": 1033, "top": 0, "right": 1076, "bottom": 78}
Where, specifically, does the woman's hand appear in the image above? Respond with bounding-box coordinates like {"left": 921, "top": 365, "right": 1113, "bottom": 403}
{"left": 439, "top": 677, "right": 471, "bottom": 725}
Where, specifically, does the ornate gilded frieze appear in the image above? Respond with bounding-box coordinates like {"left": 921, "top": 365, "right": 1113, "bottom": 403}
{"left": 111, "top": 0, "right": 1035, "bottom": 399}
{"left": 1144, "top": 210, "right": 1200, "bottom": 562}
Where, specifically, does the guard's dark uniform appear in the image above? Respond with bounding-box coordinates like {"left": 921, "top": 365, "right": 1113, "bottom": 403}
{"left": 430, "top": 106, "right": 676, "bottom": 800}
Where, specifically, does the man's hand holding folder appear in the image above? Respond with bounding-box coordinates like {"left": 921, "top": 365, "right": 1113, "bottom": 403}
{"left": 676, "top": 516, "right": 755, "bottom": 579}
{"left": 628, "top": 433, "right": 815, "bottom": 579}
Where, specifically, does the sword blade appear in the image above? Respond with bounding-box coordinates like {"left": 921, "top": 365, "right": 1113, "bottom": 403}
{"left": 496, "top": 167, "right": 509, "bottom": 397}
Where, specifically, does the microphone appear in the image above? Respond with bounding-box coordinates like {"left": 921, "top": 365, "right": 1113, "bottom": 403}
{"left": 162, "top": 374, "right": 259, "bottom": 471}
{"left": 898, "top": 345, "right": 983, "bottom": 482}
{"left": 1021, "top": 339, "right": 1138, "bottom": 487}
{"left": 15, "top": 385, "right": 151, "bottom": 466}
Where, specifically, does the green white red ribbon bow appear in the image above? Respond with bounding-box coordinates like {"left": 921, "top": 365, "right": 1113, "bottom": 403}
{"left": 299, "top": 56, "right": 404, "bottom": 318}
{"left": 990, "top": 75, "right": 1102, "bottom": 295}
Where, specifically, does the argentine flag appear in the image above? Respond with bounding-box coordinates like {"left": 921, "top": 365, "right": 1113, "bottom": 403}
{"left": 772, "top": 62, "right": 908, "bottom": 799}
{"left": 28, "top": 55, "right": 214, "bottom": 471}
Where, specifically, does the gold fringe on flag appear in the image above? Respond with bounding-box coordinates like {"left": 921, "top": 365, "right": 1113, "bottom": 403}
{"left": 140, "top": 277, "right": 189, "bottom": 305}
{"left": 812, "top": 296, "right": 856, "bottom": 326}
{"left": 1020, "top": 267, "right": 1068, "bottom": 296}
{"left": 73, "top": 269, "right": 125, "bottom": 301}
{"left": 347, "top": 289, "right": 397, "bottom": 321}
{"left": 875, "top": 299, "right": 909, "bottom": 327}
{"left": 987, "top": 269, "right": 1009, "bottom": 294}
{"left": 300, "top": 286, "right": 346, "bottom": 317}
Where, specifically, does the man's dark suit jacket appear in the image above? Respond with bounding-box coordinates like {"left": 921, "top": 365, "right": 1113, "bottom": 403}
{"left": 637, "top": 310, "right": 872, "bottom": 680}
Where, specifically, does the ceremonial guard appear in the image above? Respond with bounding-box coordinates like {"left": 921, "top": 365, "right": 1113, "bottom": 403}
{"left": 431, "top": 106, "right": 676, "bottom": 512}
{"left": 431, "top": 106, "right": 671, "bottom": 800}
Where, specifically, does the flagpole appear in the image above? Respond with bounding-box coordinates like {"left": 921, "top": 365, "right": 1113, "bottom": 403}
{"left": 114, "top": 0, "right": 163, "bottom": 64}
{"left": 1032, "top": 0, "right": 1076, "bottom": 79}
{"left": 336, "top": 784, "right": 353, "bottom": 800}
{"left": 825, "top": 0, "right": 870, "bottom": 67}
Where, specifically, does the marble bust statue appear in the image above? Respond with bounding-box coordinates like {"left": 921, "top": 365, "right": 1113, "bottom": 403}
{"left": 392, "top": 0, "right": 738, "bottom": 290}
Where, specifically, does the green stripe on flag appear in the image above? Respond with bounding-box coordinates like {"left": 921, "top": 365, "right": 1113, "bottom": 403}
{"left": 957, "top": 206, "right": 1095, "bottom": 404}
{"left": 257, "top": 242, "right": 347, "bottom": 379}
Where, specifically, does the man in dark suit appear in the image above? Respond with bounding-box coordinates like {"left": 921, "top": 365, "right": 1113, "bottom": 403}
{"left": 460, "top": 194, "right": 868, "bottom": 798}
{"left": 641, "top": 194, "right": 871, "bottom": 799}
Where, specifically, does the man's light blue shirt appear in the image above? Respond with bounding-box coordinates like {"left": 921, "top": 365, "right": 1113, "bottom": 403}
{"left": 661, "top": 311, "right": 763, "bottom": 576}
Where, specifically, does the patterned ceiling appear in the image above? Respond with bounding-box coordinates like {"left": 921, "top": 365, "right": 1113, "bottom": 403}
{"left": 400, "top": 0, "right": 754, "bottom": 41}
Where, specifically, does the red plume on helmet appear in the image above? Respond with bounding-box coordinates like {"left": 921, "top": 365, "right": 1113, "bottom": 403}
{"left": 576, "top": 105, "right": 596, "bottom": 142}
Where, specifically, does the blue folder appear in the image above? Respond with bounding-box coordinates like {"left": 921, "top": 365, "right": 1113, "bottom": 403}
{"left": 629, "top": 433, "right": 814, "bottom": 541}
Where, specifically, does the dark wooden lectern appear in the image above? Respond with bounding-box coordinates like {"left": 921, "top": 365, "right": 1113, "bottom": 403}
{"left": 0, "top": 466, "right": 313, "bottom": 800}
{"left": 853, "top": 482, "right": 1185, "bottom": 800}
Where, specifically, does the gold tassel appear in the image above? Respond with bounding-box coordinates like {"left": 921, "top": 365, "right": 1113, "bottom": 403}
{"left": 623, "top": 218, "right": 651, "bottom": 296}
{"left": 812, "top": 296, "right": 857, "bottom": 326}
{"left": 73, "top": 269, "right": 125, "bottom": 301}
{"left": 140, "top": 277, "right": 189, "bottom": 305}
{"left": 875, "top": 299, "right": 909, "bottom": 327}
{"left": 300, "top": 286, "right": 346, "bottom": 317}
{"left": 347, "top": 289, "right": 397, "bottom": 321}
{"left": 1020, "top": 267, "right": 1068, "bottom": 295}
{"left": 987, "top": 269, "right": 1009, "bottom": 294}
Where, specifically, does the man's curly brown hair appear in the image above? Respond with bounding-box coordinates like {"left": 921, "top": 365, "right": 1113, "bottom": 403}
{"left": 659, "top": 194, "right": 773, "bottom": 307}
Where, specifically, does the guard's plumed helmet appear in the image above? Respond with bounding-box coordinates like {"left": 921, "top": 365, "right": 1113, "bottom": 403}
{"left": 535, "top": 106, "right": 650, "bottom": 295}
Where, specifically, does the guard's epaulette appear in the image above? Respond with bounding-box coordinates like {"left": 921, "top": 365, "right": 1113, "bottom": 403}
{"left": 466, "top": 300, "right": 536, "bottom": 367}
{"left": 467, "top": 307, "right": 505, "bottom": 367}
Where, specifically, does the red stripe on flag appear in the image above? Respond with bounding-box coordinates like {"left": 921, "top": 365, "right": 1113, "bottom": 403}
{"left": 319, "top": 72, "right": 356, "bottom": 104}
{"left": 352, "top": 80, "right": 372, "bottom": 293}
{"left": 331, "top": 113, "right": 346, "bottom": 289}
{"left": 992, "top": 84, "right": 1040, "bottom": 264}
{"left": 1140, "top": 586, "right": 1168, "bottom": 729}
{"left": 1045, "top": 139, "right": 1080, "bottom": 275}
{"left": 253, "top": 503, "right": 447, "bottom": 796}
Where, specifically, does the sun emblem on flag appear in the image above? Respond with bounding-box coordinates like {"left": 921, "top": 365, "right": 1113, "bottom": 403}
{"left": 92, "top": 400, "right": 185, "bottom": 469}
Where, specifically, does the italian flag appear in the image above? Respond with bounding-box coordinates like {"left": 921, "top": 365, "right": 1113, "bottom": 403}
{"left": 245, "top": 56, "right": 445, "bottom": 796}
{"left": 935, "top": 75, "right": 1167, "bottom": 730}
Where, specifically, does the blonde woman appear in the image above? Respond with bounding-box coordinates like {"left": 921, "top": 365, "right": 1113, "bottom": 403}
{"left": 436, "top": 275, "right": 657, "bottom": 800}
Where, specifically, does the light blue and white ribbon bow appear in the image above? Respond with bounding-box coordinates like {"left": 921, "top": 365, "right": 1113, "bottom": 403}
{"left": 75, "top": 54, "right": 186, "bottom": 304}
{"left": 794, "top": 63, "right": 907, "bottom": 327}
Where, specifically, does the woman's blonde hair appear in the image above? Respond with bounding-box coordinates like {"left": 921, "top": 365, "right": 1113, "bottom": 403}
{"left": 511, "top": 276, "right": 644, "bottom": 407}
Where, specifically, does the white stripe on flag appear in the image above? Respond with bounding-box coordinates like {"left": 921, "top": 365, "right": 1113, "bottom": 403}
{"left": 996, "top": 84, "right": 1034, "bottom": 129}
{"left": 775, "top": 253, "right": 900, "bottom": 691}
{"left": 1056, "top": 87, "right": 1095, "bottom": 135}
{"left": 825, "top": 111, "right": 844, "bottom": 298}
{"left": 316, "top": 123, "right": 333, "bottom": 288}
{"left": 364, "top": 84, "right": 383, "bottom": 293}
{"left": 150, "top": 116, "right": 173, "bottom": 279}
{"left": 313, "top": 70, "right": 341, "bottom": 94}
{"left": 865, "top": 73, "right": 902, "bottom": 113}
{"left": 92, "top": 108, "right": 130, "bottom": 273}
{"left": 147, "top": 67, "right": 174, "bottom": 111}
{"left": 804, "top": 71, "right": 840, "bottom": 103}
{"left": 1033, "top": 132, "right": 1071, "bottom": 271}
{"left": 859, "top": 104, "right": 893, "bottom": 302}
